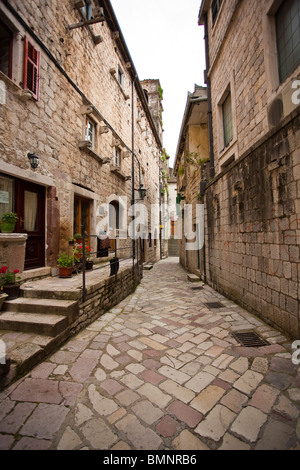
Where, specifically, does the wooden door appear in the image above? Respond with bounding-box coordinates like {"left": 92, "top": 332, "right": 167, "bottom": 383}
{"left": 16, "top": 180, "right": 45, "bottom": 270}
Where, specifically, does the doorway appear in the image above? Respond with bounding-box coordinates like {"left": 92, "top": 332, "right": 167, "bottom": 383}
{"left": 15, "top": 179, "right": 46, "bottom": 270}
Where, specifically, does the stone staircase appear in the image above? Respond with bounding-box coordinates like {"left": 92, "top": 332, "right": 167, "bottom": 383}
{"left": 0, "top": 283, "right": 80, "bottom": 389}
{"left": 0, "top": 297, "right": 78, "bottom": 336}
{"left": 168, "top": 237, "right": 179, "bottom": 257}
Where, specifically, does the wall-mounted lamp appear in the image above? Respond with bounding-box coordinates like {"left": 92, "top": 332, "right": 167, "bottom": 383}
{"left": 138, "top": 184, "right": 147, "bottom": 200}
{"left": 27, "top": 152, "right": 39, "bottom": 169}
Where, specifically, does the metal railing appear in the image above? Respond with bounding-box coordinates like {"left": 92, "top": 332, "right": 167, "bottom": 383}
{"left": 73, "top": 233, "right": 142, "bottom": 302}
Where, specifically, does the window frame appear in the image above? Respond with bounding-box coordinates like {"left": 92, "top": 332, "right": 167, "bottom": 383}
{"left": 0, "top": 19, "right": 13, "bottom": 79}
{"left": 118, "top": 65, "right": 124, "bottom": 88}
{"left": 211, "top": 0, "right": 223, "bottom": 26}
{"left": 222, "top": 92, "right": 233, "bottom": 148}
{"left": 85, "top": 116, "right": 96, "bottom": 150}
{"left": 275, "top": 0, "right": 300, "bottom": 84}
{"left": 23, "top": 36, "right": 40, "bottom": 101}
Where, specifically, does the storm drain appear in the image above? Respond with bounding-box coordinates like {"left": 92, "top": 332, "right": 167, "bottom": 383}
{"left": 204, "top": 302, "right": 224, "bottom": 309}
{"left": 232, "top": 331, "right": 269, "bottom": 347}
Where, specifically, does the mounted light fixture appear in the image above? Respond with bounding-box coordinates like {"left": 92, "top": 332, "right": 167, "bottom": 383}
{"left": 138, "top": 183, "right": 147, "bottom": 200}
{"left": 27, "top": 152, "right": 39, "bottom": 169}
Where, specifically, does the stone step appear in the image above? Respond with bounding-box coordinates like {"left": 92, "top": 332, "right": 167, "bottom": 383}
{"left": 21, "top": 285, "right": 82, "bottom": 301}
{"left": 0, "top": 312, "right": 69, "bottom": 337}
{"left": 3, "top": 297, "right": 78, "bottom": 322}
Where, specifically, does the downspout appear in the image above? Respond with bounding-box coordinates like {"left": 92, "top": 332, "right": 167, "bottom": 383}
{"left": 131, "top": 78, "right": 136, "bottom": 274}
{"left": 203, "top": 12, "right": 214, "bottom": 284}
{"left": 204, "top": 14, "right": 215, "bottom": 180}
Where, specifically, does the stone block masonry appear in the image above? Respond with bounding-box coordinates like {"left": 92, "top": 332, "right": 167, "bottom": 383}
{"left": 71, "top": 264, "right": 141, "bottom": 335}
{"left": 204, "top": 108, "right": 300, "bottom": 339}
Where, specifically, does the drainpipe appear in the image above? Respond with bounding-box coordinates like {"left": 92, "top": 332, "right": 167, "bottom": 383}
{"left": 204, "top": 14, "right": 215, "bottom": 179}
{"left": 131, "top": 78, "right": 136, "bottom": 273}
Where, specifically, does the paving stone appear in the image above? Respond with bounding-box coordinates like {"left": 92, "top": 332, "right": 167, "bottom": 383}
{"left": 255, "top": 418, "right": 295, "bottom": 450}
{"left": 172, "top": 430, "right": 210, "bottom": 450}
{"left": 159, "top": 379, "right": 195, "bottom": 404}
{"left": 185, "top": 371, "right": 215, "bottom": 393}
{"left": 57, "top": 426, "right": 82, "bottom": 450}
{"left": 139, "top": 337, "right": 168, "bottom": 351}
{"left": 266, "top": 372, "right": 293, "bottom": 390}
{"left": 100, "top": 379, "right": 124, "bottom": 396}
{"left": 158, "top": 365, "right": 190, "bottom": 384}
{"left": 137, "top": 383, "right": 172, "bottom": 407}
{"left": 274, "top": 395, "right": 300, "bottom": 420}
{"left": 249, "top": 384, "right": 280, "bottom": 413}
{"left": 168, "top": 400, "right": 203, "bottom": 428}
{"left": 141, "top": 370, "right": 165, "bottom": 385}
{"left": 251, "top": 357, "right": 269, "bottom": 374}
{"left": 132, "top": 400, "right": 164, "bottom": 425}
{"left": 156, "top": 415, "right": 181, "bottom": 437}
{"left": 0, "top": 402, "right": 36, "bottom": 434}
{"left": 195, "top": 405, "right": 236, "bottom": 442}
{"left": 20, "top": 403, "right": 69, "bottom": 440}
{"left": 115, "top": 414, "right": 162, "bottom": 450}
{"left": 88, "top": 384, "right": 118, "bottom": 416}
{"left": 100, "top": 354, "right": 119, "bottom": 371}
{"left": 69, "top": 356, "right": 98, "bottom": 382}
{"left": 10, "top": 378, "right": 62, "bottom": 404}
{"left": 229, "top": 357, "right": 249, "bottom": 374}
{"left": 219, "top": 432, "right": 251, "bottom": 450}
{"left": 13, "top": 436, "right": 51, "bottom": 450}
{"left": 231, "top": 406, "right": 267, "bottom": 442}
{"left": 31, "top": 362, "right": 56, "bottom": 379}
{"left": 75, "top": 403, "right": 93, "bottom": 427}
{"left": 190, "top": 385, "right": 226, "bottom": 415}
{"left": 220, "top": 389, "right": 248, "bottom": 413}
{"left": 119, "top": 373, "right": 144, "bottom": 390}
{"left": 115, "top": 389, "right": 140, "bottom": 406}
{"left": 234, "top": 370, "right": 264, "bottom": 395}
{"left": 81, "top": 417, "right": 118, "bottom": 450}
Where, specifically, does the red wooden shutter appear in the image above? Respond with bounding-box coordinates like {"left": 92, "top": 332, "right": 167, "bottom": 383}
{"left": 23, "top": 37, "right": 40, "bottom": 101}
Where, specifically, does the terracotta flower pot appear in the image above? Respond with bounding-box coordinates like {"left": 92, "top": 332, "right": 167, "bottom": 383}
{"left": 59, "top": 266, "right": 73, "bottom": 278}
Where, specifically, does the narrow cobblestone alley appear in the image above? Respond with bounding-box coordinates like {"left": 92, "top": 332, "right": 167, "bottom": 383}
{"left": 0, "top": 258, "right": 299, "bottom": 452}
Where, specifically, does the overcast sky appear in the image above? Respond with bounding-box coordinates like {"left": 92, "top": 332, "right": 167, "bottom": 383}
{"left": 110, "top": 0, "right": 206, "bottom": 167}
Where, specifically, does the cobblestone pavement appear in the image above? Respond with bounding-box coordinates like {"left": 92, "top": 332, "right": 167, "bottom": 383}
{"left": 0, "top": 258, "right": 299, "bottom": 451}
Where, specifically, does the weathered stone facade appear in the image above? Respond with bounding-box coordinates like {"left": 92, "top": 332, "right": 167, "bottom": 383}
{"left": 0, "top": 0, "right": 163, "bottom": 274}
{"left": 174, "top": 85, "right": 210, "bottom": 275}
{"left": 198, "top": 0, "right": 300, "bottom": 339}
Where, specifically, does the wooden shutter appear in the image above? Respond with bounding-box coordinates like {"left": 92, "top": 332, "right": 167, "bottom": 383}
{"left": 23, "top": 37, "right": 40, "bottom": 100}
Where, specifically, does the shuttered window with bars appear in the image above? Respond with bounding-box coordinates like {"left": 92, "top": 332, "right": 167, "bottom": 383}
{"left": 23, "top": 37, "right": 40, "bottom": 101}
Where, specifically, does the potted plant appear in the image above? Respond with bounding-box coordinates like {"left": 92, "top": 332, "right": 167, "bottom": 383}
{"left": 57, "top": 253, "right": 74, "bottom": 278}
{"left": 0, "top": 213, "right": 18, "bottom": 233}
{"left": 0, "top": 266, "right": 21, "bottom": 300}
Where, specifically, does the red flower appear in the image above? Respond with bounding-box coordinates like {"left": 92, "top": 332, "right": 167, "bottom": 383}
{"left": 13, "top": 269, "right": 20, "bottom": 274}
{"left": 0, "top": 266, "right": 8, "bottom": 273}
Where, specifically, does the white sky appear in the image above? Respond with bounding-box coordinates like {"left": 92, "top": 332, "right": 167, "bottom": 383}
{"left": 110, "top": 0, "right": 206, "bottom": 168}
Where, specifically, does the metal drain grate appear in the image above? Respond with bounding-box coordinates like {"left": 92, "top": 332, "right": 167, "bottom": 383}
{"left": 232, "top": 332, "right": 269, "bottom": 347}
{"left": 204, "top": 302, "right": 224, "bottom": 309}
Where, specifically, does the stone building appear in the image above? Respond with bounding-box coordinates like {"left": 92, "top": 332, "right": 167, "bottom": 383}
{"left": 0, "top": 0, "right": 163, "bottom": 277}
{"left": 198, "top": 0, "right": 300, "bottom": 338}
{"left": 174, "top": 85, "right": 209, "bottom": 273}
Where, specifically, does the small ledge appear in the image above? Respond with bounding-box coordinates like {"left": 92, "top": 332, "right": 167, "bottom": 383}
{"left": 110, "top": 165, "right": 131, "bottom": 181}
{"left": 78, "top": 141, "right": 109, "bottom": 164}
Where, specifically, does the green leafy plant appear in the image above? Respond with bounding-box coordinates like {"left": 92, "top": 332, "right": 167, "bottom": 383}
{"left": 1, "top": 212, "right": 18, "bottom": 223}
{"left": 57, "top": 253, "right": 74, "bottom": 268}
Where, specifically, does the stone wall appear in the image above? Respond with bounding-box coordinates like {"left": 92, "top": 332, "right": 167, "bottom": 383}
{"left": 0, "top": 0, "right": 162, "bottom": 270}
{"left": 204, "top": 108, "right": 300, "bottom": 339}
{"left": 71, "top": 263, "right": 141, "bottom": 335}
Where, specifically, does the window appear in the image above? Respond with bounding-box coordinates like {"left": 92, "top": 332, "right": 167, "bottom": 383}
{"left": 276, "top": 0, "right": 300, "bottom": 83}
{"left": 114, "top": 147, "right": 121, "bottom": 167}
{"left": 81, "top": 0, "right": 93, "bottom": 20}
{"left": 0, "top": 20, "right": 12, "bottom": 78}
{"left": 118, "top": 65, "right": 124, "bottom": 88}
{"left": 85, "top": 117, "right": 96, "bottom": 149}
{"left": 211, "top": 0, "right": 223, "bottom": 25}
{"left": 0, "top": 174, "right": 14, "bottom": 219}
{"left": 23, "top": 37, "right": 40, "bottom": 100}
{"left": 222, "top": 92, "right": 233, "bottom": 147}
